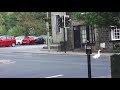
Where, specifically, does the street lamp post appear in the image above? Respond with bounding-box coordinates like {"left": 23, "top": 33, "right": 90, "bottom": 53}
{"left": 46, "top": 12, "right": 50, "bottom": 52}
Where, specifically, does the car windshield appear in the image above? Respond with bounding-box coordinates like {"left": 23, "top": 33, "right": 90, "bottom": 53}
{"left": 0, "top": 36, "right": 6, "bottom": 40}
{"left": 24, "top": 37, "right": 29, "bottom": 39}
{"left": 34, "top": 37, "right": 38, "bottom": 39}
{"left": 15, "top": 36, "right": 24, "bottom": 40}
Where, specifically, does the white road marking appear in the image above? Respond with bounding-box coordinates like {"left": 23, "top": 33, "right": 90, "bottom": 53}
{"left": 45, "top": 74, "right": 63, "bottom": 78}
{"left": 9, "top": 61, "right": 16, "bottom": 64}
{"left": 0, "top": 60, "right": 16, "bottom": 64}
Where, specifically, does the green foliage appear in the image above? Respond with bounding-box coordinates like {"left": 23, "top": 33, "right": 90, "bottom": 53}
{"left": 112, "top": 47, "right": 120, "bottom": 53}
{"left": 7, "top": 25, "right": 25, "bottom": 37}
{"left": 0, "top": 26, "right": 6, "bottom": 35}
{"left": 72, "top": 12, "right": 120, "bottom": 27}
{"left": 0, "top": 12, "right": 49, "bottom": 36}
{"left": 113, "top": 47, "right": 120, "bottom": 50}
{"left": 35, "top": 20, "right": 46, "bottom": 36}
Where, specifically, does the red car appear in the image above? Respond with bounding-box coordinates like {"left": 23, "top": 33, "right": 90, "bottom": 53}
{"left": 22, "top": 36, "right": 35, "bottom": 45}
{"left": 0, "top": 36, "right": 16, "bottom": 47}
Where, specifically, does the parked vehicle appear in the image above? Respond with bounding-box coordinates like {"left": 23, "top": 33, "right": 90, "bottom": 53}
{"left": 40, "top": 35, "right": 53, "bottom": 44}
{"left": 15, "top": 36, "right": 25, "bottom": 45}
{"left": 34, "top": 36, "right": 44, "bottom": 44}
{"left": 0, "top": 36, "right": 16, "bottom": 47}
{"left": 22, "top": 36, "right": 35, "bottom": 45}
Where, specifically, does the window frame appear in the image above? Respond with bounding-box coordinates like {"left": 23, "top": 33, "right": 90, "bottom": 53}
{"left": 80, "top": 25, "right": 95, "bottom": 44}
{"left": 111, "top": 27, "right": 120, "bottom": 41}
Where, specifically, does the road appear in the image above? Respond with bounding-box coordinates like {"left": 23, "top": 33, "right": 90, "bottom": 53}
{"left": 0, "top": 45, "right": 111, "bottom": 78}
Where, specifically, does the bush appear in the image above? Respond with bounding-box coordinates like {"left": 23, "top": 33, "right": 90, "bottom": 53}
{"left": 112, "top": 47, "right": 120, "bottom": 53}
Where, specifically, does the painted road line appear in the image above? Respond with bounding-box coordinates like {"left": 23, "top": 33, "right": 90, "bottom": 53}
{"left": 0, "top": 60, "right": 16, "bottom": 64}
{"left": 45, "top": 74, "right": 63, "bottom": 78}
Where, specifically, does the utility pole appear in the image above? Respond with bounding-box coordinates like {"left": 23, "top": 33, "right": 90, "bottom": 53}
{"left": 46, "top": 12, "right": 50, "bottom": 52}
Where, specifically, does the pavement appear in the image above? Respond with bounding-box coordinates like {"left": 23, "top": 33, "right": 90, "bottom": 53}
{"left": 13, "top": 46, "right": 117, "bottom": 57}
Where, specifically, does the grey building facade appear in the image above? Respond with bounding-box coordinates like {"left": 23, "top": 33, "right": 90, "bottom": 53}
{"left": 51, "top": 12, "right": 120, "bottom": 52}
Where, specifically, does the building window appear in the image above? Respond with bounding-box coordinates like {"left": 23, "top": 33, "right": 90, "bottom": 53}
{"left": 111, "top": 27, "right": 120, "bottom": 40}
{"left": 89, "top": 26, "right": 95, "bottom": 44}
{"left": 81, "top": 25, "right": 86, "bottom": 43}
{"left": 80, "top": 25, "right": 95, "bottom": 43}
{"left": 56, "top": 15, "right": 60, "bottom": 33}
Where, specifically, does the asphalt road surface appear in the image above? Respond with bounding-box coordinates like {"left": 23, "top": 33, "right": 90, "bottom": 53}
{"left": 0, "top": 45, "right": 111, "bottom": 78}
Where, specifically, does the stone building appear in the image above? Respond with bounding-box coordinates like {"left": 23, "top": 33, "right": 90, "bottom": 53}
{"left": 51, "top": 12, "right": 66, "bottom": 44}
{"left": 51, "top": 12, "right": 120, "bottom": 52}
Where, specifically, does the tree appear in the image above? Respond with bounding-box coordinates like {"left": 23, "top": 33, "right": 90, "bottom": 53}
{"left": 0, "top": 12, "right": 48, "bottom": 36}
{"left": 7, "top": 26, "right": 25, "bottom": 37}
{"left": 72, "top": 12, "right": 120, "bottom": 27}
{"left": 15, "top": 12, "right": 46, "bottom": 36}
{"left": 0, "top": 26, "right": 6, "bottom": 35}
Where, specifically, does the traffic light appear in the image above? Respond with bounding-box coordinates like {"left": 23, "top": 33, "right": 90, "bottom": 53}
{"left": 64, "top": 15, "right": 71, "bottom": 28}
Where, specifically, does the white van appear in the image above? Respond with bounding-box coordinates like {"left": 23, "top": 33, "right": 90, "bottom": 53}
{"left": 15, "top": 36, "right": 25, "bottom": 45}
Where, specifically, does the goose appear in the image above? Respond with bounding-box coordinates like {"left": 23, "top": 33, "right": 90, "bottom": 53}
{"left": 92, "top": 49, "right": 101, "bottom": 59}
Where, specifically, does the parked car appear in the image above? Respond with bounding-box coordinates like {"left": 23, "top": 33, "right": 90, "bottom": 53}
{"left": 34, "top": 36, "right": 44, "bottom": 44}
{"left": 22, "top": 36, "right": 35, "bottom": 45}
{"left": 15, "top": 36, "right": 25, "bottom": 45}
{"left": 0, "top": 36, "right": 16, "bottom": 47}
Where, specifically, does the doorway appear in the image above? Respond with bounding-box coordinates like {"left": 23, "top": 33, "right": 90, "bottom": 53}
{"left": 73, "top": 26, "right": 81, "bottom": 48}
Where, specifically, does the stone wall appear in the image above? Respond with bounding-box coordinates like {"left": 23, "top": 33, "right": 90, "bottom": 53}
{"left": 95, "top": 27, "right": 111, "bottom": 52}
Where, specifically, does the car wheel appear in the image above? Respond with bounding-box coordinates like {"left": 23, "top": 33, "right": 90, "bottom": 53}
{"left": 12, "top": 43, "right": 15, "bottom": 47}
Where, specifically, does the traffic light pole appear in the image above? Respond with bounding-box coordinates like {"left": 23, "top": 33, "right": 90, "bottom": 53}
{"left": 63, "top": 15, "right": 70, "bottom": 53}
{"left": 63, "top": 27, "right": 66, "bottom": 53}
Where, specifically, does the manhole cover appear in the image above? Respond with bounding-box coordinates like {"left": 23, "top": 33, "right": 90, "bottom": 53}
{"left": 0, "top": 60, "right": 16, "bottom": 64}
